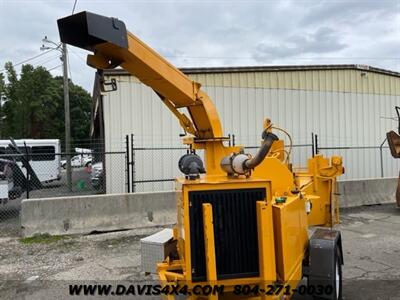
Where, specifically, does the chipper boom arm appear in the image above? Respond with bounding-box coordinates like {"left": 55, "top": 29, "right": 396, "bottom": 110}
{"left": 57, "top": 11, "right": 223, "bottom": 140}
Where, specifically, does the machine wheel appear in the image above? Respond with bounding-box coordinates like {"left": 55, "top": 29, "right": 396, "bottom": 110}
{"left": 334, "top": 246, "right": 343, "bottom": 300}
{"left": 313, "top": 246, "right": 342, "bottom": 300}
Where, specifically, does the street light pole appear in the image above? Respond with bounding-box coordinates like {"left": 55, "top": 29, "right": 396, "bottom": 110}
{"left": 62, "top": 43, "right": 72, "bottom": 191}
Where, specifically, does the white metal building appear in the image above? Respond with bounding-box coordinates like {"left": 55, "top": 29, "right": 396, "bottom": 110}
{"left": 91, "top": 65, "right": 400, "bottom": 193}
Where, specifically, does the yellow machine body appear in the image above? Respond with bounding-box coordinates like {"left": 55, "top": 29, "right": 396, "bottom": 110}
{"left": 57, "top": 11, "right": 344, "bottom": 299}
{"left": 158, "top": 153, "right": 343, "bottom": 299}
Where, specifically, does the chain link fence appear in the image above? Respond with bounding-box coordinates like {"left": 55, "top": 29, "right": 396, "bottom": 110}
{"left": 314, "top": 135, "right": 399, "bottom": 180}
{"left": 129, "top": 143, "right": 314, "bottom": 193}
{"left": 128, "top": 134, "right": 399, "bottom": 192}
{"left": 0, "top": 143, "right": 127, "bottom": 237}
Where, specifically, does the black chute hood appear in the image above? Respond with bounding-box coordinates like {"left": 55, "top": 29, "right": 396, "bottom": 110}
{"left": 57, "top": 11, "right": 128, "bottom": 51}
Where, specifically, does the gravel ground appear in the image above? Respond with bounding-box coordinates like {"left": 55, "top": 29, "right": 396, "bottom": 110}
{"left": 0, "top": 227, "right": 164, "bottom": 281}
{"left": 0, "top": 204, "right": 400, "bottom": 299}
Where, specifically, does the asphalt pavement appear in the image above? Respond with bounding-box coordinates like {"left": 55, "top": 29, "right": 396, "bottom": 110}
{"left": 0, "top": 204, "right": 399, "bottom": 299}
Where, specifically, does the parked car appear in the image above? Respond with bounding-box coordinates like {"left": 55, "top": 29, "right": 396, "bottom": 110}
{"left": 61, "top": 155, "right": 92, "bottom": 169}
{"left": 90, "top": 162, "right": 104, "bottom": 191}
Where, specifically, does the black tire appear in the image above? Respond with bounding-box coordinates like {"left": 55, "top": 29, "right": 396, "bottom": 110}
{"left": 312, "top": 246, "right": 342, "bottom": 300}
{"left": 334, "top": 246, "right": 343, "bottom": 300}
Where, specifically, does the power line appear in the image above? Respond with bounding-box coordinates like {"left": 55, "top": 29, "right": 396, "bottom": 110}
{"left": 69, "top": 48, "right": 86, "bottom": 63}
{"left": 65, "top": 0, "right": 78, "bottom": 84}
{"left": 0, "top": 49, "right": 55, "bottom": 72}
{"left": 32, "top": 54, "right": 61, "bottom": 68}
{"left": 47, "top": 64, "right": 62, "bottom": 72}
{"left": 71, "top": 0, "right": 77, "bottom": 14}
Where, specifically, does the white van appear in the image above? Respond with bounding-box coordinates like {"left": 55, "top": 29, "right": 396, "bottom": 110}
{"left": 0, "top": 139, "right": 61, "bottom": 183}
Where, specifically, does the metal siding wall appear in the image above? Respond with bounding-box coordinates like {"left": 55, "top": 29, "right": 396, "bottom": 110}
{"left": 103, "top": 73, "right": 400, "bottom": 193}
{"left": 189, "top": 70, "right": 400, "bottom": 95}
{"left": 103, "top": 75, "right": 184, "bottom": 193}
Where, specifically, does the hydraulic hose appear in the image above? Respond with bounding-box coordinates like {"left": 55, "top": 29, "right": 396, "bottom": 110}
{"left": 244, "top": 132, "right": 279, "bottom": 169}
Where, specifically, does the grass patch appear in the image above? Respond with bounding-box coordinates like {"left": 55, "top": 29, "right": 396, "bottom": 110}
{"left": 20, "top": 234, "right": 69, "bottom": 244}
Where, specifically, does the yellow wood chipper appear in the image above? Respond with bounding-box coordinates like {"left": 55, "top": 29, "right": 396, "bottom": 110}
{"left": 58, "top": 11, "right": 345, "bottom": 300}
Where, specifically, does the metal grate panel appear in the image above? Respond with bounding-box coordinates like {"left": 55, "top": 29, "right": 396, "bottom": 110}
{"left": 189, "top": 188, "right": 266, "bottom": 282}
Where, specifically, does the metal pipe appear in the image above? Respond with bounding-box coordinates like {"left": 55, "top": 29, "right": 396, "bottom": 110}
{"left": 126, "top": 135, "right": 130, "bottom": 193}
{"left": 131, "top": 134, "right": 135, "bottom": 193}
{"left": 220, "top": 131, "right": 278, "bottom": 175}
{"left": 311, "top": 132, "right": 315, "bottom": 157}
{"left": 380, "top": 137, "right": 387, "bottom": 178}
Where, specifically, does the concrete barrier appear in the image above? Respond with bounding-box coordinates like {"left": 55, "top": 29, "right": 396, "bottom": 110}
{"left": 338, "top": 177, "right": 396, "bottom": 208}
{"left": 21, "top": 178, "right": 397, "bottom": 237}
{"left": 21, "top": 191, "right": 176, "bottom": 237}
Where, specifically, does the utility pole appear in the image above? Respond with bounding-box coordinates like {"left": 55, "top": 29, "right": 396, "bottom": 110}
{"left": 0, "top": 93, "right": 3, "bottom": 138}
{"left": 62, "top": 43, "right": 72, "bottom": 191}
{"left": 41, "top": 37, "right": 71, "bottom": 190}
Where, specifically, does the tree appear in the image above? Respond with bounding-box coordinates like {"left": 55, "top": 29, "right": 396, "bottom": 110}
{"left": 54, "top": 76, "right": 92, "bottom": 146}
{"left": 2, "top": 62, "right": 18, "bottom": 137}
{"left": 0, "top": 62, "right": 92, "bottom": 147}
{"left": 2, "top": 64, "right": 59, "bottom": 138}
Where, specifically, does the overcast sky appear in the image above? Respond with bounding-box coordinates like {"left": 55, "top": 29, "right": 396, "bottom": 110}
{"left": 0, "top": 0, "right": 399, "bottom": 92}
